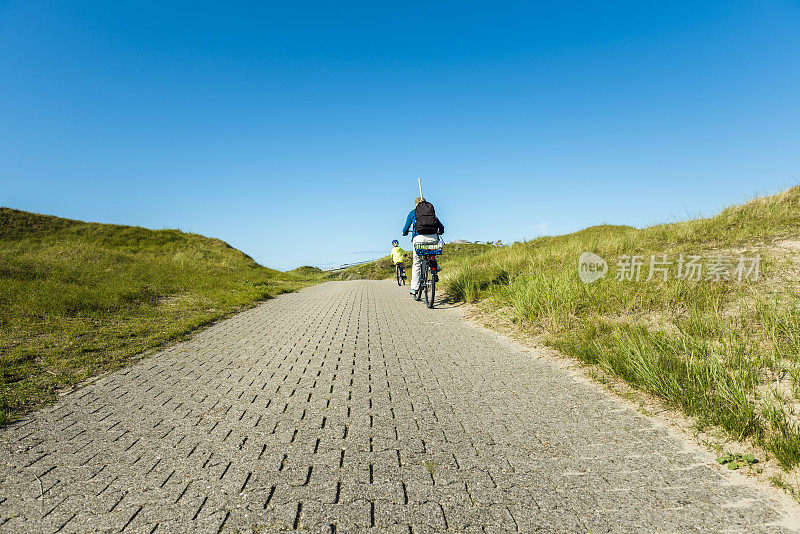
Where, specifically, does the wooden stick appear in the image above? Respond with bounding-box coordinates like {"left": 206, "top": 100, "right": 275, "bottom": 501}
{"left": 418, "top": 177, "right": 423, "bottom": 199}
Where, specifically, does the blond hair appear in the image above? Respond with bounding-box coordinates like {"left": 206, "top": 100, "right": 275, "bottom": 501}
{"left": 414, "top": 196, "right": 425, "bottom": 206}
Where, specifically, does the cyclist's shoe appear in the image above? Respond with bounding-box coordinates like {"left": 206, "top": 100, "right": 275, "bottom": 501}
{"left": 433, "top": 273, "right": 439, "bottom": 282}
{"left": 410, "top": 289, "right": 415, "bottom": 297}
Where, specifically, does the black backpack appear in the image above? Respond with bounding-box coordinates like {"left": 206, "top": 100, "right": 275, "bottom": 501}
{"left": 415, "top": 201, "right": 438, "bottom": 234}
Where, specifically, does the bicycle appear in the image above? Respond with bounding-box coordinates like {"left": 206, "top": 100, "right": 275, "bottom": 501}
{"left": 413, "top": 242, "right": 442, "bottom": 309}
{"left": 395, "top": 262, "right": 407, "bottom": 285}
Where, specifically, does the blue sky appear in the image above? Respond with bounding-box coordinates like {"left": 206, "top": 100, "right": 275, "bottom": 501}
{"left": 1, "top": 1, "right": 799, "bottom": 270}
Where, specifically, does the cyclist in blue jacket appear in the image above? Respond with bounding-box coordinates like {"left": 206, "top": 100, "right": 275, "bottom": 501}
{"left": 402, "top": 197, "right": 445, "bottom": 295}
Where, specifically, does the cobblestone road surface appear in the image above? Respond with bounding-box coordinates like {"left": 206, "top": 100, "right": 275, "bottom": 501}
{"left": 1, "top": 280, "right": 798, "bottom": 533}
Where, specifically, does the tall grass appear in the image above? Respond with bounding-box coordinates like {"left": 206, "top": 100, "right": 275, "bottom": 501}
{"left": 442, "top": 187, "right": 800, "bottom": 470}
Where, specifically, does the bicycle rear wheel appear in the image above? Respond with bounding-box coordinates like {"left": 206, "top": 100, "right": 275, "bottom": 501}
{"left": 423, "top": 259, "right": 431, "bottom": 308}
{"left": 415, "top": 259, "right": 426, "bottom": 301}
{"left": 396, "top": 265, "right": 402, "bottom": 286}
{"left": 427, "top": 263, "right": 436, "bottom": 309}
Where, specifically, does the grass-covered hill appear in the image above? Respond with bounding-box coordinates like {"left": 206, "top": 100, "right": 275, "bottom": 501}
{"left": 286, "top": 265, "right": 325, "bottom": 277}
{"left": 0, "top": 208, "right": 315, "bottom": 424}
{"left": 443, "top": 187, "right": 800, "bottom": 479}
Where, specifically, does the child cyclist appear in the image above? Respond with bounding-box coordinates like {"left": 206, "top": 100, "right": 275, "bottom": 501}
{"left": 391, "top": 240, "right": 407, "bottom": 282}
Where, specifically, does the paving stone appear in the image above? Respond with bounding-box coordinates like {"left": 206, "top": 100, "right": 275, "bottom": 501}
{"left": 0, "top": 280, "right": 797, "bottom": 532}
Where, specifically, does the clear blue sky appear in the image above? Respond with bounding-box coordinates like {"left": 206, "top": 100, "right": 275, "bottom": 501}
{"left": 2, "top": 1, "right": 799, "bottom": 270}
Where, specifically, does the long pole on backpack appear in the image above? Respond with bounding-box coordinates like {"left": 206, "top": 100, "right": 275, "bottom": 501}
{"left": 418, "top": 176, "right": 423, "bottom": 199}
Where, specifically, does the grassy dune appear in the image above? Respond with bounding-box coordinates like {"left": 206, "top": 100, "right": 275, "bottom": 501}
{"left": 443, "top": 187, "right": 800, "bottom": 474}
{"left": 0, "top": 208, "right": 315, "bottom": 424}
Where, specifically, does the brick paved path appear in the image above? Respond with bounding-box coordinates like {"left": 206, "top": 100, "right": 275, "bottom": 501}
{"left": 1, "top": 280, "right": 797, "bottom": 533}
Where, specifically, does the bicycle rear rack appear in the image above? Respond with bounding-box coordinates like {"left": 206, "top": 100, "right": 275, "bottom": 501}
{"left": 414, "top": 243, "right": 443, "bottom": 255}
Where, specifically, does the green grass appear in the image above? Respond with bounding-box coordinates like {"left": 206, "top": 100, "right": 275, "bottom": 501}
{"left": 442, "top": 186, "right": 800, "bottom": 471}
{"left": 0, "top": 208, "right": 317, "bottom": 425}
{"left": 286, "top": 265, "right": 325, "bottom": 277}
